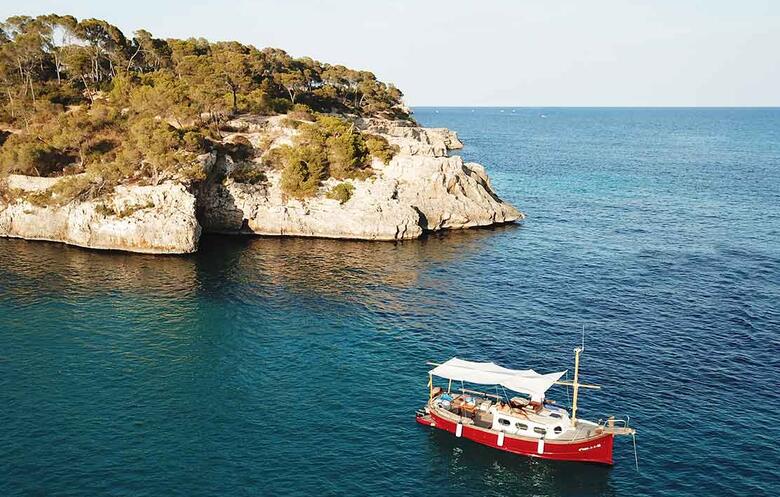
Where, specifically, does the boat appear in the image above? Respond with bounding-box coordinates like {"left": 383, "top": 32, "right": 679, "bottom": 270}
{"left": 415, "top": 347, "right": 636, "bottom": 465}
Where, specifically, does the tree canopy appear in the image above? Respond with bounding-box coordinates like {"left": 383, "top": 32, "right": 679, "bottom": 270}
{"left": 0, "top": 14, "right": 410, "bottom": 190}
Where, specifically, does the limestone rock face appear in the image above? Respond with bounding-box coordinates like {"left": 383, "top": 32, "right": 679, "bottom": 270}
{"left": 0, "top": 178, "right": 200, "bottom": 254}
{"left": 357, "top": 118, "right": 463, "bottom": 157}
{"left": 199, "top": 117, "right": 522, "bottom": 241}
{"left": 0, "top": 115, "right": 522, "bottom": 253}
{"left": 200, "top": 173, "right": 424, "bottom": 240}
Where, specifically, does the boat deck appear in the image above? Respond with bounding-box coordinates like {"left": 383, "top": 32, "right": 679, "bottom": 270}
{"left": 428, "top": 396, "right": 603, "bottom": 443}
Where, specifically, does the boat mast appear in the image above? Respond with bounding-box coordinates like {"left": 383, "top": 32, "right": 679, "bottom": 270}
{"left": 571, "top": 346, "right": 582, "bottom": 425}
{"left": 553, "top": 347, "right": 600, "bottom": 423}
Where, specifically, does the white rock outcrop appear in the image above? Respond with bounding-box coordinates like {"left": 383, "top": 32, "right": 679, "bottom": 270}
{"left": 0, "top": 177, "right": 200, "bottom": 254}
{"left": 0, "top": 116, "right": 522, "bottom": 252}
{"left": 199, "top": 117, "right": 522, "bottom": 240}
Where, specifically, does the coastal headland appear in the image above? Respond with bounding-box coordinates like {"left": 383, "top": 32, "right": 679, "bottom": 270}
{"left": 0, "top": 15, "right": 521, "bottom": 253}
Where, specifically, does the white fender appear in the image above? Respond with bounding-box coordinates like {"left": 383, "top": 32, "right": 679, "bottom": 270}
{"left": 455, "top": 423, "right": 463, "bottom": 438}
{"left": 537, "top": 437, "right": 545, "bottom": 454}
{"left": 497, "top": 431, "right": 505, "bottom": 447}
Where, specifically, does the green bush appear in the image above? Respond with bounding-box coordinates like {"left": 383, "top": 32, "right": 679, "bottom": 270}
{"left": 230, "top": 164, "right": 267, "bottom": 184}
{"left": 326, "top": 182, "right": 355, "bottom": 204}
{"left": 49, "top": 175, "right": 99, "bottom": 204}
{"left": 0, "top": 134, "right": 76, "bottom": 177}
{"left": 326, "top": 129, "right": 367, "bottom": 179}
{"left": 275, "top": 114, "right": 381, "bottom": 198}
{"left": 364, "top": 133, "right": 398, "bottom": 164}
{"left": 280, "top": 159, "right": 316, "bottom": 199}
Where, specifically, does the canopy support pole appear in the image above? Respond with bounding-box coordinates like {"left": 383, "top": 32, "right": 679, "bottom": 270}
{"left": 447, "top": 378, "right": 452, "bottom": 393}
{"left": 428, "top": 373, "right": 433, "bottom": 399}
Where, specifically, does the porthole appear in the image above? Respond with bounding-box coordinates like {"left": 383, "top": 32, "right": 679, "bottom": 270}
{"left": 554, "top": 426, "right": 562, "bottom": 434}
{"left": 498, "top": 418, "right": 510, "bottom": 426}
{"left": 533, "top": 427, "right": 547, "bottom": 435}
{"left": 516, "top": 423, "right": 528, "bottom": 431}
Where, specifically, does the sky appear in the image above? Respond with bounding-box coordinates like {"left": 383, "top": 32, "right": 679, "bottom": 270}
{"left": 2, "top": 0, "right": 778, "bottom": 106}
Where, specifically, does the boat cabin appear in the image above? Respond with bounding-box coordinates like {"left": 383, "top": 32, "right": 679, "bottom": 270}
{"left": 432, "top": 388, "right": 585, "bottom": 441}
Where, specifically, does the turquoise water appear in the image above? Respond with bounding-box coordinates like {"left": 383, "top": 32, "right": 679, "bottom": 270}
{"left": 1, "top": 108, "right": 779, "bottom": 497}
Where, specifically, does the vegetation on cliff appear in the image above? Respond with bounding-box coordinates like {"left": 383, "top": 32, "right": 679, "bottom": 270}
{"left": 273, "top": 115, "right": 395, "bottom": 199}
{"left": 0, "top": 14, "right": 408, "bottom": 202}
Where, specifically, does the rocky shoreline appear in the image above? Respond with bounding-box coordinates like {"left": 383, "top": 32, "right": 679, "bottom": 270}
{"left": 0, "top": 118, "right": 522, "bottom": 254}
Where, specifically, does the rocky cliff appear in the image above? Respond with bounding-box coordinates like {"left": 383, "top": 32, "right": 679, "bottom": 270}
{"left": 0, "top": 117, "right": 522, "bottom": 254}
{"left": 0, "top": 175, "right": 200, "bottom": 254}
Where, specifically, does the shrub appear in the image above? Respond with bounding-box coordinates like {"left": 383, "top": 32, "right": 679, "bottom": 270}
{"left": 230, "top": 163, "right": 267, "bottom": 184}
{"left": 178, "top": 160, "right": 208, "bottom": 182}
{"left": 0, "top": 134, "right": 76, "bottom": 177}
{"left": 326, "top": 182, "right": 355, "bottom": 204}
{"left": 274, "top": 114, "right": 380, "bottom": 198}
{"left": 23, "top": 189, "right": 55, "bottom": 207}
{"left": 183, "top": 130, "right": 208, "bottom": 153}
{"left": 364, "top": 133, "right": 398, "bottom": 164}
{"left": 280, "top": 160, "right": 313, "bottom": 199}
{"left": 287, "top": 104, "right": 315, "bottom": 122}
{"left": 49, "top": 175, "right": 100, "bottom": 204}
{"left": 279, "top": 145, "right": 327, "bottom": 199}
{"left": 326, "top": 129, "right": 367, "bottom": 179}
{"left": 262, "top": 147, "right": 287, "bottom": 170}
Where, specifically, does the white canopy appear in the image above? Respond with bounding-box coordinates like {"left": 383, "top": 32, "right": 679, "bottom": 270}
{"left": 429, "top": 358, "right": 566, "bottom": 401}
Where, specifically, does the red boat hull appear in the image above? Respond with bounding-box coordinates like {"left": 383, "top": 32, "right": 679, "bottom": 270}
{"left": 417, "top": 408, "right": 614, "bottom": 465}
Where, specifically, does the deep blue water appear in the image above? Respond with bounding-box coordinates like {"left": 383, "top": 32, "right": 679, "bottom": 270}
{"left": 1, "top": 108, "right": 779, "bottom": 497}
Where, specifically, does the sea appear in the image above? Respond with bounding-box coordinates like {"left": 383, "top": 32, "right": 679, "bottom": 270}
{"left": 1, "top": 107, "right": 778, "bottom": 497}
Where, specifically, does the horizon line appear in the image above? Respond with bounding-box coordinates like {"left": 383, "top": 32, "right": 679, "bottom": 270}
{"left": 409, "top": 105, "right": 780, "bottom": 109}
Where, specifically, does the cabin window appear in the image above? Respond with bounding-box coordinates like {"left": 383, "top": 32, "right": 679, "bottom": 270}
{"left": 554, "top": 426, "right": 562, "bottom": 434}
{"left": 515, "top": 423, "right": 528, "bottom": 431}
{"left": 549, "top": 413, "right": 562, "bottom": 419}
{"left": 498, "top": 418, "right": 510, "bottom": 426}
{"left": 533, "top": 427, "right": 547, "bottom": 435}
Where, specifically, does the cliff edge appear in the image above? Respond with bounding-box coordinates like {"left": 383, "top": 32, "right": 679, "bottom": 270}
{"left": 0, "top": 117, "right": 522, "bottom": 254}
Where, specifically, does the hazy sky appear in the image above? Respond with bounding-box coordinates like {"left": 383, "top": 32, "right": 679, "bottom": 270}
{"left": 2, "top": 1, "right": 778, "bottom": 106}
